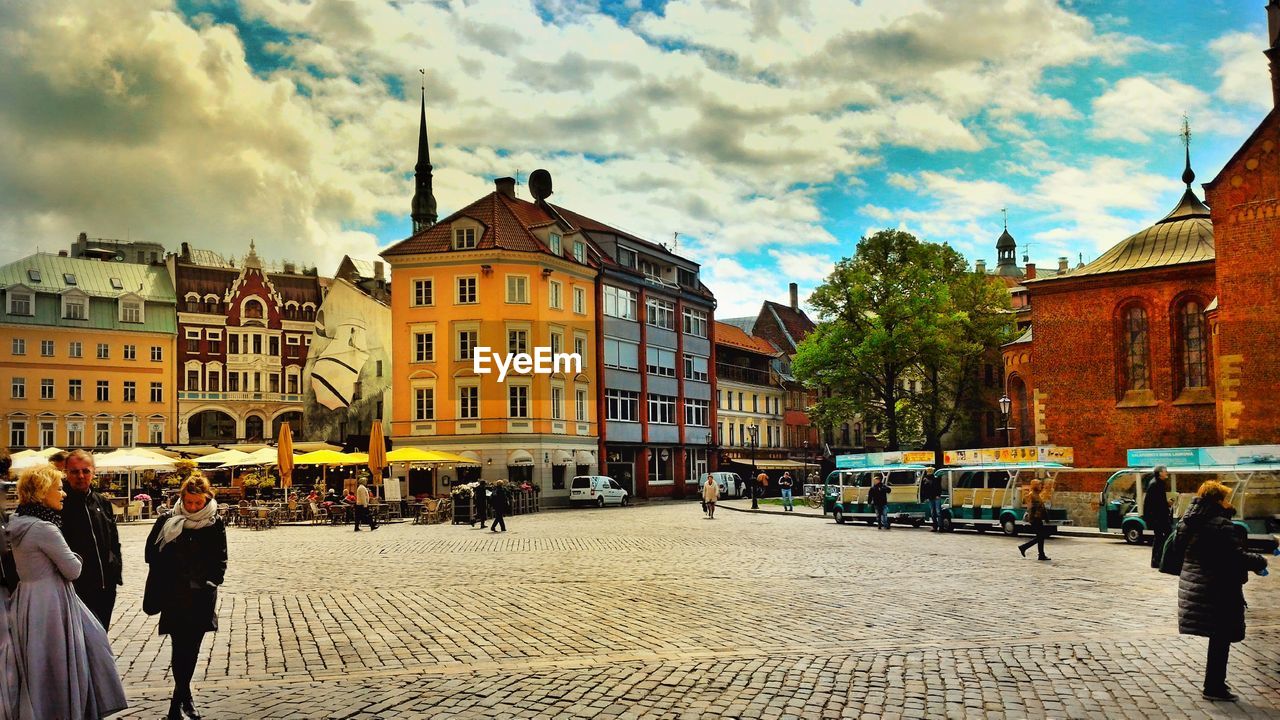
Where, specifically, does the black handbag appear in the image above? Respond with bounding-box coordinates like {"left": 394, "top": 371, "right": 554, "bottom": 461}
{"left": 142, "top": 559, "right": 166, "bottom": 615}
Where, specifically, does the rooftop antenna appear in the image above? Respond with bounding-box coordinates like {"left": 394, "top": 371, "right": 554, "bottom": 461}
{"left": 1023, "top": 242, "right": 1031, "bottom": 264}
{"left": 1180, "top": 113, "right": 1195, "bottom": 188}
{"left": 1000, "top": 207, "right": 1007, "bottom": 231}
{"left": 672, "top": 231, "right": 679, "bottom": 251}
{"left": 515, "top": 169, "right": 522, "bottom": 198}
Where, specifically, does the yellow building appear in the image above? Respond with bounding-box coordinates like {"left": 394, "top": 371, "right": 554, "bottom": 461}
{"left": 1, "top": 254, "right": 178, "bottom": 450}
{"left": 382, "top": 176, "right": 601, "bottom": 499}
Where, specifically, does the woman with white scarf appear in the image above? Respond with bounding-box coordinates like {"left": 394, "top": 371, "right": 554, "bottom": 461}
{"left": 144, "top": 474, "right": 227, "bottom": 720}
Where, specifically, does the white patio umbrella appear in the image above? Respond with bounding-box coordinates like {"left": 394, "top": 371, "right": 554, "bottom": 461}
{"left": 10, "top": 454, "right": 50, "bottom": 472}
{"left": 93, "top": 450, "right": 176, "bottom": 500}
{"left": 197, "top": 449, "right": 253, "bottom": 466}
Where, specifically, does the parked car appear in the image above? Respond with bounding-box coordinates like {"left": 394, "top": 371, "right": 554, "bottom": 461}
{"left": 698, "top": 471, "right": 743, "bottom": 498}
{"left": 570, "top": 475, "right": 629, "bottom": 507}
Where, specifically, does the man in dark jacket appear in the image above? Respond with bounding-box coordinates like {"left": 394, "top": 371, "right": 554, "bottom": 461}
{"left": 921, "top": 468, "right": 941, "bottom": 531}
{"left": 470, "top": 480, "right": 488, "bottom": 529}
{"left": 1177, "top": 483, "right": 1268, "bottom": 702}
{"left": 61, "top": 449, "right": 123, "bottom": 631}
{"left": 868, "top": 474, "right": 891, "bottom": 530}
{"left": 1143, "top": 465, "right": 1173, "bottom": 568}
{"left": 489, "top": 484, "right": 509, "bottom": 533}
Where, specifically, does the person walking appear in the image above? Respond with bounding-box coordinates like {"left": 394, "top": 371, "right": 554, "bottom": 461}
{"left": 734, "top": 474, "right": 743, "bottom": 499}
{"left": 1144, "top": 465, "right": 1173, "bottom": 569}
{"left": 921, "top": 467, "right": 942, "bottom": 531}
{"left": 60, "top": 449, "right": 123, "bottom": 632}
{"left": 145, "top": 473, "right": 227, "bottom": 720}
{"left": 779, "top": 472, "right": 794, "bottom": 511}
{"left": 1177, "top": 481, "right": 1268, "bottom": 702}
{"left": 702, "top": 474, "right": 720, "bottom": 519}
{"left": 470, "top": 480, "right": 488, "bottom": 529}
{"left": 6, "top": 464, "right": 128, "bottom": 719}
{"left": 353, "top": 478, "right": 378, "bottom": 532}
{"left": 1017, "top": 479, "right": 1051, "bottom": 560}
{"left": 868, "top": 474, "right": 891, "bottom": 530}
{"left": 489, "top": 484, "right": 509, "bottom": 533}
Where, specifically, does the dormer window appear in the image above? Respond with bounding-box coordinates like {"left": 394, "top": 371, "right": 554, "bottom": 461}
{"left": 7, "top": 288, "right": 33, "bottom": 316}
{"left": 573, "top": 240, "right": 585, "bottom": 263}
{"left": 244, "top": 299, "right": 264, "bottom": 319}
{"left": 110, "top": 277, "right": 123, "bottom": 290}
{"left": 617, "top": 247, "right": 637, "bottom": 268}
{"left": 63, "top": 273, "right": 76, "bottom": 285}
{"left": 62, "top": 293, "right": 87, "bottom": 320}
{"left": 453, "top": 227, "right": 477, "bottom": 250}
{"left": 549, "top": 233, "right": 562, "bottom": 255}
{"left": 639, "top": 258, "right": 662, "bottom": 278}
{"left": 120, "top": 297, "right": 143, "bottom": 323}
{"left": 678, "top": 268, "right": 698, "bottom": 287}
{"left": 27, "top": 269, "right": 40, "bottom": 283}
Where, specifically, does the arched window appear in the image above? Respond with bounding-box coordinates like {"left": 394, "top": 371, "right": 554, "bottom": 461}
{"left": 244, "top": 299, "right": 264, "bottom": 319}
{"left": 1178, "top": 300, "right": 1208, "bottom": 390}
{"left": 1121, "top": 305, "right": 1150, "bottom": 392}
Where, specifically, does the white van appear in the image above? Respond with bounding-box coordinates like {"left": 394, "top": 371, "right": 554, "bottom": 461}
{"left": 699, "top": 471, "right": 743, "bottom": 498}
{"left": 570, "top": 475, "right": 629, "bottom": 507}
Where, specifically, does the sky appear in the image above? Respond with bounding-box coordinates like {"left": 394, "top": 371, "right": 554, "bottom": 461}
{"left": 0, "top": 0, "right": 1270, "bottom": 318}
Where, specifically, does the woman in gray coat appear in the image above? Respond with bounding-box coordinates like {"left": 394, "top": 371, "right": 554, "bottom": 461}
{"left": 6, "top": 464, "right": 128, "bottom": 719}
{"left": 1177, "top": 480, "right": 1268, "bottom": 702}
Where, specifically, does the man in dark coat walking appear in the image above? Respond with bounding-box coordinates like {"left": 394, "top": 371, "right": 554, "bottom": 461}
{"left": 489, "top": 484, "right": 509, "bottom": 533}
{"left": 1176, "top": 481, "right": 1268, "bottom": 702}
{"left": 1143, "top": 465, "right": 1173, "bottom": 568}
{"left": 470, "top": 480, "right": 488, "bottom": 529}
{"left": 868, "top": 474, "right": 891, "bottom": 530}
{"left": 60, "top": 449, "right": 123, "bottom": 631}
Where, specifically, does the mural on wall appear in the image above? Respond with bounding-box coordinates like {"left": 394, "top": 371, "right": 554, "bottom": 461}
{"left": 302, "top": 279, "right": 392, "bottom": 444}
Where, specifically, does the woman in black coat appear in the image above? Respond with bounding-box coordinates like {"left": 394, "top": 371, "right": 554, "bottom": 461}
{"left": 145, "top": 475, "right": 228, "bottom": 720}
{"left": 1177, "top": 481, "right": 1267, "bottom": 702}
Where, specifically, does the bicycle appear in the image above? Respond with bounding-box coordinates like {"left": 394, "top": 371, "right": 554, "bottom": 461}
{"left": 803, "top": 487, "right": 825, "bottom": 509}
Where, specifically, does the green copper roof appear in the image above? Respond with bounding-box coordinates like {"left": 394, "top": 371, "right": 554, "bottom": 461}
{"left": 0, "top": 253, "right": 176, "bottom": 334}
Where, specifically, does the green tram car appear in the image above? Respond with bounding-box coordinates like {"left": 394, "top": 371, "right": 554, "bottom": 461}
{"left": 933, "top": 447, "right": 1076, "bottom": 535}
{"left": 1099, "top": 445, "right": 1280, "bottom": 552}
{"left": 827, "top": 464, "right": 932, "bottom": 526}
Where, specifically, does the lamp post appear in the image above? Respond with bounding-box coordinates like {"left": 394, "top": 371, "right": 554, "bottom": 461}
{"left": 704, "top": 431, "right": 714, "bottom": 480}
{"left": 802, "top": 439, "right": 810, "bottom": 490}
{"left": 998, "top": 393, "right": 1012, "bottom": 447}
{"left": 748, "top": 424, "right": 760, "bottom": 509}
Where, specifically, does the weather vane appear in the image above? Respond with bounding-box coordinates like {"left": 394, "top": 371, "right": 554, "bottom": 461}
{"left": 1001, "top": 207, "right": 1007, "bottom": 230}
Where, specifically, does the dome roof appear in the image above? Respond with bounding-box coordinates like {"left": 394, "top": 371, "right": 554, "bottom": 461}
{"left": 1056, "top": 187, "right": 1213, "bottom": 279}
{"left": 996, "top": 228, "right": 1016, "bottom": 249}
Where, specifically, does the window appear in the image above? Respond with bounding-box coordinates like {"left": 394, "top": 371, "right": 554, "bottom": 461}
{"left": 603, "top": 286, "right": 637, "bottom": 320}
{"left": 550, "top": 331, "right": 563, "bottom": 357}
{"left": 376, "top": 360, "right": 383, "bottom": 377}
{"left": 617, "top": 247, "right": 637, "bottom": 268}
{"left": 605, "top": 389, "right": 640, "bottom": 422}
{"left": 186, "top": 370, "right": 199, "bottom": 391}
{"left": 456, "top": 277, "right": 478, "bottom": 304}
{"left": 11, "top": 338, "right": 24, "bottom": 355}
{"left": 96, "top": 380, "right": 108, "bottom": 402}
{"left": 412, "top": 279, "right": 434, "bottom": 306}
{"left": 603, "top": 338, "right": 639, "bottom": 371}
{"left": 414, "top": 387, "right": 434, "bottom": 421}
{"left": 287, "top": 373, "right": 299, "bottom": 395}
{"left": 505, "top": 275, "right": 529, "bottom": 304}
{"left": 458, "top": 385, "right": 480, "bottom": 419}
{"left": 549, "top": 280, "right": 563, "bottom": 310}
{"left": 573, "top": 287, "right": 586, "bottom": 314}
{"left": 683, "top": 308, "right": 708, "bottom": 338}
{"left": 1121, "top": 305, "right": 1150, "bottom": 392}
{"left": 414, "top": 332, "right": 434, "bottom": 363}
{"left": 574, "top": 336, "right": 586, "bottom": 362}
{"left": 70, "top": 341, "right": 83, "bottom": 358}
{"left": 7, "top": 290, "right": 33, "bottom": 316}
{"left": 738, "top": 392, "right": 744, "bottom": 410}
{"left": 551, "top": 386, "right": 564, "bottom": 420}
{"left": 453, "top": 227, "right": 477, "bottom": 250}
{"left": 645, "top": 346, "right": 676, "bottom": 377}
{"left": 228, "top": 335, "right": 240, "bottom": 355}
{"left": 40, "top": 379, "right": 54, "bottom": 400}
{"left": 121, "top": 299, "right": 142, "bottom": 323}
{"left": 151, "top": 345, "right": 162, "bottom": 362}
{"left": 243, "top": 299, "right": 264, "bottom": 319}
{"left": 150, "top": 382, "right": 163, "bottom": 403}
{"left": 576, "top": 388, "right": 588, "bottom": 421}
{"left": 1178, "top": 300, "right": 1209, "bottom": 390}
{"left": 684, "top": 355, "right": 708, "bottom": 382}
{"left": 573, "top": 240, "right": 585, "bottom": 263}
{"left": 63, "top": 296, "right": 86, "bottom": 320}
{"left": 639, "top": 258, "right": 662, "bottom": 278}
{"left": 150, "top": 423, "right": 164, "bottom": 444}
{"left": 269, "top": 337, "right": 279, "bottom": 356}
{"left": 549, "top": 233, "right": 562, "bottom": 255}
{"left": 678, "top": 268, "right": 698, "bottom": 287}
{"left": 752, "top": 395, "right": 759, "bottom": 413}
{"left": 457, "top": 330, "right": 478, "bottom": 360}
{"left": 647, "top": 394, "right": 676, "bottom": 424}
{"left": 686, "top": 398, "right": 709, "bottom": 426}
{"left": 95, "top": 422, "right": 110, "bottom": 448}
{"left": 40, "top": 421, "right": 55, "bottom": 448}
{"left": 646, "top": 298, "right": 676, "bottom": 330}
{"left": 269, "top": 373, "right": 279, "bottom": 394}
{"left": 227, "top": 373, "right": 239, "bottom": 392}
{"left": 67, "top": 421, "right": 83, "bottom": 447}
{"left": 252, "top": 335, "right": 262, "bottom": 354}
{"left": 208, "top": 332, "right": 222, "bottom": 355}
{"left": 185, "top": 331, "right": 200, "bottom": 353}
{"left": 97, "top": 343, "right": 109, "bottom": 360}
{"left": 69, "top": 379, "right": 82, "bottom": 401}
{"left": 508, "top": 329, "right": 528, "bottom": 356}
{"left": 9, "top": 420, "right": 25, "bottom": 448}
{"left": 11, "top": 377, "right": 25, "bottom": 399}
{"left": 508, "top": 385, "right": 529, "bottom": 418}
{"left": 124, "top": 344, "right": 136, "bottom": 361}
{"left": 121, "top": 422, "right": 134, "bottom": 448}
{"left": 26, "top": 269, "right": 38, "bottom": 283}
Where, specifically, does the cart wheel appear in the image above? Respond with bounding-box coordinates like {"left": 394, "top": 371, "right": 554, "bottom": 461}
{"left": 912, "top": 519, "right": 924, "bottom": 528}
{"left": 1123, "top": 523, "right": 1143, "bottom": 545}
{"left": 1001, "top": 517, "right": 1019, "bottom": 536}
{"left": 834, "top": 508, "right": 845, "bottom": 524}
{"left": 940, "top": 515, "right": 954, "bottom": 532}
{"left": 597, "top": 496, "right": 605, "bottom": 508}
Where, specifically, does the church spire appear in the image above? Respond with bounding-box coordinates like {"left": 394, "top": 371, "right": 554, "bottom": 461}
{"left": 410, "top": 72, "right": 438, "bottom": 234}
{"left": 1180, "top": 115, "right": 1195, "bottom": 188}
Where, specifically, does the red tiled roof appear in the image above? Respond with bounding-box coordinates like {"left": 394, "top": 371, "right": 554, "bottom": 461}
{"left": 762, "top": 301, "right": 816, "bottom": 349}
{"left": 381, "top": 192, "right": 552, "bottom": 257}
{"left": 715, "top": 321, "right": 780, "bottom": 356}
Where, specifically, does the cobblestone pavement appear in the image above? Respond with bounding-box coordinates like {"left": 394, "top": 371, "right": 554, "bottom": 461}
{"left": 106, "top": 502, "right": 1278, "bottom": 718}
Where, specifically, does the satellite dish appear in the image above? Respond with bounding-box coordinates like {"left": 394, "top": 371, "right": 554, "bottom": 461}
{"left": 528, "top": 169, "right": 553, "bottom": 200}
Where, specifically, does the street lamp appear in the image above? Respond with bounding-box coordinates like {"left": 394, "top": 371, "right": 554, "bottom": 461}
{"left": 998, "top": 393, "right": 1012, "bottom": 447}
{"left": 704, "top": 431, "right": 714, "bottom": 478}
{"left": 748, "top": 424, "right": 760, "bottom": 509}
{"left": 802, "top": 439, "right": 810, "bottom": 490}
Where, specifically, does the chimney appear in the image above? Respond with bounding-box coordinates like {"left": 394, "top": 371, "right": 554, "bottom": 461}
{"left": 283, "top": 262, "right": 296, "bottom": 274}
{"left": 975, "top": 259, "right": 987, "bottom": 274}
{"left": 788, "top": 282, "right": 798, "bottom": 311}
{"left": 374, "top": 260, "right": 385, "bottom": 281}
{"left": 77, "top": 231, "right": 87, "bottom": 242}
{"left": 1025, "top": 262, "right": 1036, "bottom": 280}
{"left": 1058, "top": 256, "right": 1069, "bottom": 273}
{"left": 180, "top": 242, "right": 191, "bottom": 260}
{"left": 58, "top": 250, "right": 68, "bottom": 257}
{"left": 1269, "top": 0, "right": 1280, "bottom": 107}
{"left": 495, "top": 177, "right": 517, "bottom": 198}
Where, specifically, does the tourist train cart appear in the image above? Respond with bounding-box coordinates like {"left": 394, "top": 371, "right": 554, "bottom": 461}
{"left": 824, "top": 451, "right": 935, "bottom": 525}
{"left": 1098, "top": 445, "right": 1280, "bottom": 552}
{"left": 936, "top": 446, "right": 1075, "bottom": 536}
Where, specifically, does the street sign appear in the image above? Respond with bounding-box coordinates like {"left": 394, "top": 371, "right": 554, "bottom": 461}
{"left": 834, "top": 450, "right": 935, "bottom": 469}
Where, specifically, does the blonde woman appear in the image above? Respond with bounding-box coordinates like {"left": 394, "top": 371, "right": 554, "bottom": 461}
{"left": 6, "top": 464, "right": 128, "bottom": 719}
{"left": 145, "top": 474, "right": 227, "bottom": 720}
{"left": 702, "top": 474, "right": 720, "bottom": 519}
{"left": 1017, "top": 478, "right": 1050, "bottom": 560}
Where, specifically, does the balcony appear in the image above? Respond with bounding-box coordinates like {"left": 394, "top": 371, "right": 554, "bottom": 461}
{"left": 716, "top": 362, "right": 772, "bottom": 386}
{"left": 178, "top": 391, "right": 303, "bottom": 403}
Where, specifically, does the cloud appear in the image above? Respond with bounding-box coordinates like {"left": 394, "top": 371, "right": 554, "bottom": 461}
{"left": 1090, "top": 75, "right": 1249, "bottom": 143}
{"left": 1210, "top": 29, "right": 1272, "bottom": 110}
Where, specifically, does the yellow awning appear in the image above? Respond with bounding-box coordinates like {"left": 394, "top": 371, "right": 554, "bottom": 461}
{"left": 294, "top": 450, "right": 369, "bottom": 466}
